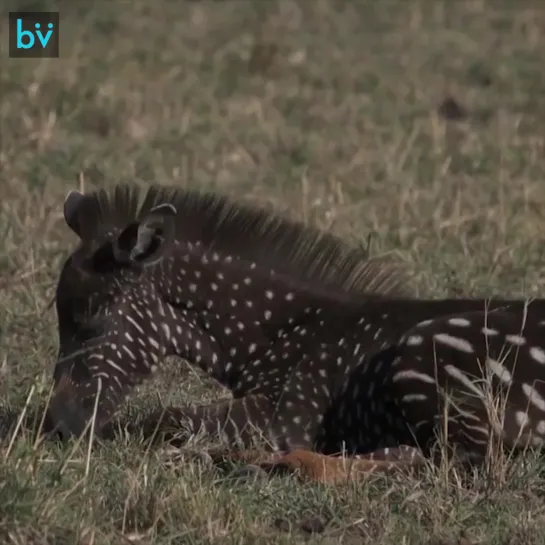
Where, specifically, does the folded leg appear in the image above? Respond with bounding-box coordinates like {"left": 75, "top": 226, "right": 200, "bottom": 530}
{"left": 137, "top": 393, "right": 275, "bottom": 449}
{"left": 137, "top": 392, "right": 323, "bottom": 454}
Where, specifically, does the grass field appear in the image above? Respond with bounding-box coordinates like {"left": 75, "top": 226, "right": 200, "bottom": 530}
{"left": 1, "top": 0, "right": 545, "bottom": 543}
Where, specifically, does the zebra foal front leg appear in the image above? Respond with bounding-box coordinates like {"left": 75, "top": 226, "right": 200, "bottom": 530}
{"left": 138, "top": 396, "right": 426, "bottom": 483}
{"left": 139, "top": 393, "right": 281, "bottom": 451}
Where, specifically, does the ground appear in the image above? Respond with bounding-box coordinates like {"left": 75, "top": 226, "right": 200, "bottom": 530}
{"left": 1, "top": 0, "right": 545, "bottom": 543}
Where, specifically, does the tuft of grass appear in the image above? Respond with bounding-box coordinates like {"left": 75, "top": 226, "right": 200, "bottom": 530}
{"left": 2, "top": 0, "right": 545, "bottom": 542}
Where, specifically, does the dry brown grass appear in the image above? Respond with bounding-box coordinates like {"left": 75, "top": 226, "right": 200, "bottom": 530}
{"left": 1, "top": 0, "right": 545, "bottom": 542}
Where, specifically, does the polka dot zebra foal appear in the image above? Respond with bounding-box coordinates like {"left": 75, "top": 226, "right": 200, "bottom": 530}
{"left": 46, "top": 183, "right": 545, "bottom": 484}
{"left": 46, "top": 183, "right": 410, "bottom": 442}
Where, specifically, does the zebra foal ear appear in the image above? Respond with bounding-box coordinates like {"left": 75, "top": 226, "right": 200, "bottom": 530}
{"left": 113, "top": 203, "right": 178, "bottom": 267}
{"left": 63, "top": 190, "right": 87, "bottom": 238}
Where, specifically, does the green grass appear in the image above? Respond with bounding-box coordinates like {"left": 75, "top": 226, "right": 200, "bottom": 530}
{"left": 2, "top": 0, "right": 545, "bottom": 542}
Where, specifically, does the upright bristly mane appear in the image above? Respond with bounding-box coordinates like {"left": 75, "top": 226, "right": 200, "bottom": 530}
{"left": 69, "top": 183, "right": 413, "bottom": 297}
